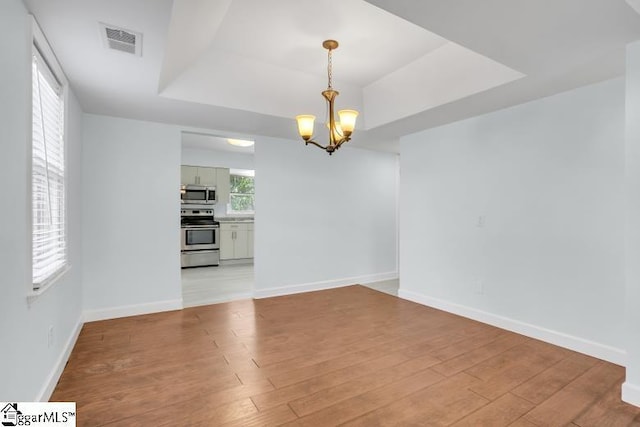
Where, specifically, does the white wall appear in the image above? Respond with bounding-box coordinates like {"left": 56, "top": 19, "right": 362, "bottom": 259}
{"left": 82, "top": 115, "right": 182, "bottom": 319}
{"left": 624, "top": 40, "right": 640, "bottom": 406}
{"left": 400, "top": 77, "right": 626, "bottom": 363}
{"left": 254, "top": 138, "right": 398, "bottom": 297}
{"left": 0, "top": 0, "right": 83, "bottom": 401}
{"left": 181, "top": 147, "right": 254, "bottom": 170}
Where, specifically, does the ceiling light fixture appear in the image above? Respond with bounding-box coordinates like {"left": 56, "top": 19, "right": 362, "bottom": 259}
{"left": 227, "top": 138, "right": 254, "bottom": 147}
{"left": 296, "top": 40, "right": 359, "bottom": 155}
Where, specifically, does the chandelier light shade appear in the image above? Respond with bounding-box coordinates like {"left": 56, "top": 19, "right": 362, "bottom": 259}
{"left": 295, "top": 40, "right": 359, "bottom": 155}
{"left": 295, "top": 115, "right": 316, "bottom": 140}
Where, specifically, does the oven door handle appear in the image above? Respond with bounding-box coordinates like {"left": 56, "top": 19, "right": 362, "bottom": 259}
{"left": 181, "top": 225, "right": 219, "bottom": 230}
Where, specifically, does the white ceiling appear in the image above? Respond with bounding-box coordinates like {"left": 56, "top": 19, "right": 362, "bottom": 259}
{"left": 23, "top": 0, "right": 640, "bottom": 153}
{"left": 207, "top": 0, "right": 449, "bottom": 88}
{"left": 159, "top": 0, "right": 523, "bottom": 131}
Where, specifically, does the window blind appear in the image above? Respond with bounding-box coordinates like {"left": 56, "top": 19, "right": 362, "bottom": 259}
{"left": 32, "top": 47, "right": 66, "bottom": 289}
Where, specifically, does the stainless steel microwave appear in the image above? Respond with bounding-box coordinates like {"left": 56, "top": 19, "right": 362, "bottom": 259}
{"left": 180, "top": 185, "right": 216, "bottom": 205}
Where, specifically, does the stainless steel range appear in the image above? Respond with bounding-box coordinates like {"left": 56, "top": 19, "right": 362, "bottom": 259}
{"left": 180, "top": 208, "right": 220, "bottom": 268}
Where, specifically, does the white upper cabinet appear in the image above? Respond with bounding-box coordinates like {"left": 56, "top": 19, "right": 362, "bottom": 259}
{"left": 198, "top": 167, "right": 217, "bottom": 187}
{"left": 216, "top": 168, "right": 230, "bottom": 205}
{"left": 181, "top": 165, "right": 218, "bottom": 187}
{"left": 181, "top": 166, "right": 199, "bottom": 185}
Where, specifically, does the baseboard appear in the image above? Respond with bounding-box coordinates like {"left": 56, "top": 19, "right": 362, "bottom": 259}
{"left": 83, "top": 299, "right": 183, "bottom": 322}
{"left": 254, "top": 271, "right": 398, "bottom": 299}
{"left": 622, "top": 382, "right": 640, "bottom": 407}
{"left": 37, "top": 316, "right": 83, "bottom": 402}
{"left": 398, "top": 289, "right": 626, "bottom": 366}
{"left": 183, "top": 291, "right": 254, "bottom": 308}
{"left": 358, "top": 271, "right": 399, "bottom": 284}
{"left": 219, "top": 259, "right": 254, "bottom": 266}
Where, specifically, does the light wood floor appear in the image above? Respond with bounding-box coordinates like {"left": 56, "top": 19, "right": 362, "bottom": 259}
{"left": 181, "top": 263, "right": 254, "bottom": 307}
{"left": 52, "top": 286, "right": 640, "bottom": 426}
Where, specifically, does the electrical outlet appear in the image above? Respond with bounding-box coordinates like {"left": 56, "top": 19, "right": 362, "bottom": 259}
{"left": 477, "top": 215, "right": 485, "bottom": 228}
{"left": 48, "top": 325, "right": 54, "bottom": 348}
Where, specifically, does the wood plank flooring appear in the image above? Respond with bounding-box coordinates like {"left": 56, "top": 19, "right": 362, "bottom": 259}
{"left": 52, "top": 285, "right": 640, "bottom": 426}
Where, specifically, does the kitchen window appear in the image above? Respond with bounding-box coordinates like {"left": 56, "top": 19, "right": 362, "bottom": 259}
{"left": 228, "top": 169, "right": 255, "bottom": 214}
{"left": 31, "top": 26, "right": 68, "bottom": 291}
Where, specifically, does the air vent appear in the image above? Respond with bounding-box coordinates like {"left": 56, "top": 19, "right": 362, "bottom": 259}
{"left": 99, "top": 23, "right": 142, "bottom": 56}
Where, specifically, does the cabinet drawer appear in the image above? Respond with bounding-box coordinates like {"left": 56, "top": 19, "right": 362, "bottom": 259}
{"left": 220, "top": 222, "right": 252, "bottom": 231}
{"left": 221, "top": 223, "right": 241, "bottom": 231}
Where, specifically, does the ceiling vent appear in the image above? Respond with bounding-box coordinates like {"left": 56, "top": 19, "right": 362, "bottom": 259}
{"left": 99, "top": 23, "right": 142, "bottom": 56}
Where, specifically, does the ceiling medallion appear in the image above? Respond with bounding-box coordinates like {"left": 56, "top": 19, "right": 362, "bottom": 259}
{"left": 295, "top": 40, "right": 359, "bottom": 155}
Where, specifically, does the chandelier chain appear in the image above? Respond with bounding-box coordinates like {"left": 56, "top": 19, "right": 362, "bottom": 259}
{"left": 327, "top": 48, "right": 333, "bottom": 89}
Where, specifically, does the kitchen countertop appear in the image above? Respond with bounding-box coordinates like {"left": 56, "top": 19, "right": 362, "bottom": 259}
{"left": 217, "top": 217, "right": 254, "bottom": 223}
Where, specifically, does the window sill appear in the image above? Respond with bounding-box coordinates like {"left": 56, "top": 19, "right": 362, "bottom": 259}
{"left": 27, "top": 264, "right": 71, "bottom": 304}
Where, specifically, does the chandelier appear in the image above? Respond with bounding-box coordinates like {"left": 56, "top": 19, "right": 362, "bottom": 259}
{"left": 296, "top": 40, "right": 359, "bottom": 155}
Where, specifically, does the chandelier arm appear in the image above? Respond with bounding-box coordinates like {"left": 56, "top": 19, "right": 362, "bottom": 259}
{"left": 335, "top": 137, "right": 349, "bottom": 149}
{"left": 305, "top": 140, "right": 328, "bottom": 150}
{"left": 328, "top": 103, "right": 337, "bottom": 148}
{"left": 322, "top": 89, "right": 339, "bottom": 149}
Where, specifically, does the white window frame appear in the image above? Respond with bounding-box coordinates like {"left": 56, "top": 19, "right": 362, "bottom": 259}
{"left": 227, "top": 169, "right": 255, "bottom": 215}
{"left": 28, "top": 17, "right": 70, "bottom": 297}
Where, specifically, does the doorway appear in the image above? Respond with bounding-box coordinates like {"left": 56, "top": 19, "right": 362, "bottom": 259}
{"left": 180, "top": 131, "right": 256, "bottom": 306}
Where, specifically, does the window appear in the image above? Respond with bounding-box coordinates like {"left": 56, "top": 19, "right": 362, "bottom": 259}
{"left": 228, "top": 169, "right": 255, "bottom": 214}
{"left": 31, "top": 43, "right": 66, "bottom": 290}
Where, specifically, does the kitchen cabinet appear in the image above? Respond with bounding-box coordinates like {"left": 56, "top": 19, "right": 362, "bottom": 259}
{"left": 247, "top": 224, "right": 254, "bottom": 258}
{"left": 220, "top": 227, "right": 235, "bottom": 260}
{"left": 198, "top": 167, "right": 217, "bottom": 186}
{"left": 216, "top": 168, "right": 230, "bottom": 205}
{"left": 181, "top": 166, "right": 198, "bottom": 185}
{"left": 220, "top": 222, "right": 254, "bottom": 260}
{"left": 181, "top": 165, "right": 217, "bottom": 186}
